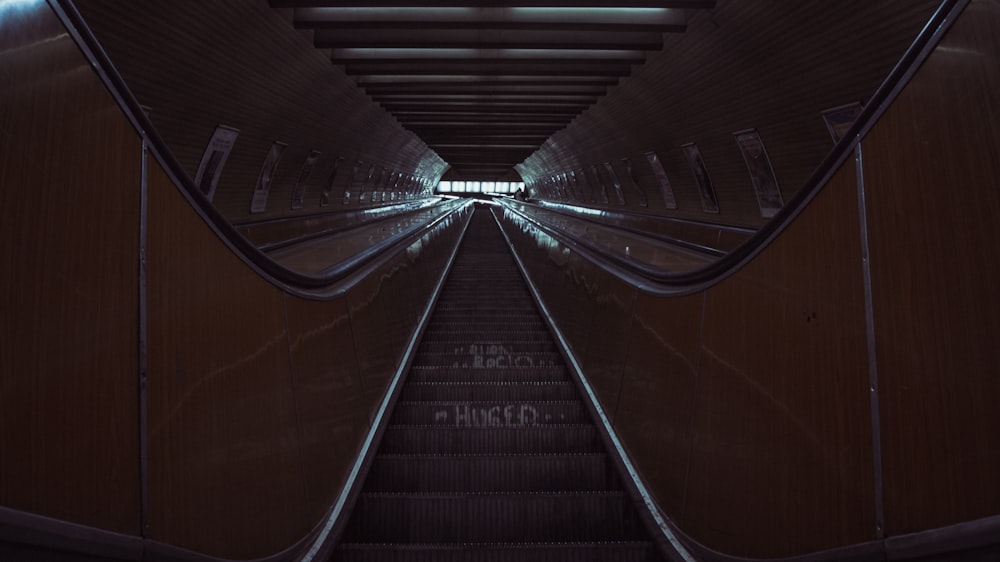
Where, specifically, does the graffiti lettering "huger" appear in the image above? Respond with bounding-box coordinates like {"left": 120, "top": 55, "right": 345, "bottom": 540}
{"left": 433, "top": 403, "right": 540, "bottom": 427}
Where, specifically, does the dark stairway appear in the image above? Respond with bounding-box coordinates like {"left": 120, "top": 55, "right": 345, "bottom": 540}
{"left": 332, "top": 207, "right": 664, "bottom": 561}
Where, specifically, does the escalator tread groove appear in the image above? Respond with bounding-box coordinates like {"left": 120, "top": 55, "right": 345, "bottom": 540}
{"left": 331, "top": 208, "right": 663, "bottom": 561}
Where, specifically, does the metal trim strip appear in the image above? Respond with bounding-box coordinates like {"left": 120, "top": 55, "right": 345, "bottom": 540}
{"left": 492, "top": 208, "right": 1000, "bottom": 562}
{"left": 492, "top": 209, "right": 697, "bottom": 562}
{"left": 513, "top": 0, "right": 971, "bottom": 295}
{"left": 48, "top": 0, "right": 448, "bottom": 298}
{"left": 138, "top": 139, "right": 150, "bottom": 541}
{"left": 855, "top": 142, "right": 886, "bottom": 539}
{"left": 298, "top": 206, "right": 475, "bottom": 562}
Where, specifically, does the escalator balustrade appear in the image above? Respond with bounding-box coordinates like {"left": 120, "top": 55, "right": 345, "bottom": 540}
{"left": 333, "top": 208, "right": 664, "bottom": 562}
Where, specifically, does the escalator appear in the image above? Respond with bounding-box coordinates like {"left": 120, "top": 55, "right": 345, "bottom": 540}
{"left": 332, "top": 207, "right": 665, "bottom": 561}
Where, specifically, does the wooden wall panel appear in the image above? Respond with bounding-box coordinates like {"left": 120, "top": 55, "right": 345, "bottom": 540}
{"left": 862, "top": 0, "right": 1000, "bottom": 536}
{"left": 347, "top": 265, "right": 408, "bottom": 422}
{"left": 503, "top": 157, "right": 876, "bottom": 557}
{"left": 284, "top": 296, "right": 367, "bottom": 523}
{"left": 685, "top": 160, "right": 874, "bottom": 557}
{"left": 581, "top": 271, "right": 637, "bottom": 416}
{"left": 506, "top": 221, "right": 598, "bottom": 356}
{"left": 523, "top": 0, "right": 940, "bottom": 228}
{"left": 75, "top": 0, "right": 443, "bottom": 223}
{"left": 500, "top": 1, "right": 1000, "bottom": 557}
{"left": 0, "top": 3, "right": 141, "bottom": 534}
{"left": 614, "top": 292, "right": 704, "bottom": 521}
{"left": 146, "top": 161, "right": 308, "bottom": 558}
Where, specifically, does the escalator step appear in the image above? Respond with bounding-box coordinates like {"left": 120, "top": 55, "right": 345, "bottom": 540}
{"left": 418, "top": 341, "right": 556, "bottom": 354}
{"left": 365, "top": 454, "right": 614, "bottom": 493}
{"left": 413, "top": 352, "right": 563, "bottom": 369}
{"left": 391, "top": 401, "right": 589, "bottom": 426}
{"left": 430, "top": 314, "right": 541, "bottom": 323}
{"left": 424, "top": 318, "right": 545, "bottom": 327}
{"left": 342, "top": 492, "right": 645, "bottom": 543}
{"left": 380, "top": 425, "right": 601, "bottom": 454}
{"left": 432, "top": 306, "right": 537, "bottom": 313}
{"left": 399, "top": 382, "right": 578, "bottom": 402}
{"left": 408, "top": 366, "right": 568, "bottom": 383}
{"left": 333, "top": 542, "right": 657, "bottom": 562}
{"left": 331, "top": 209, "right": 664, "bottom": 561}
{"left": 417, "top": 331, "right": 553, "bottom": 343}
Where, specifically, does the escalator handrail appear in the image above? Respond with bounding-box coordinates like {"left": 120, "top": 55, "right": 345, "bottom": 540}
{"left": 51, "top": 0, "right": 457, "bottom": 297}
{"left": 503, "top": 0, "right": 969, "bottom": 296}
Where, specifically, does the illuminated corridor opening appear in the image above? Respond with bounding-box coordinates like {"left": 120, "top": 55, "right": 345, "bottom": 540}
{"left": 437, "top": 180, "right": 525, "bottom": 195}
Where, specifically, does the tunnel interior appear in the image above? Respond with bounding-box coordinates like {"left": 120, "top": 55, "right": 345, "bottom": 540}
{"left": 1, "top": 1, "right": 999, "bottom": 561}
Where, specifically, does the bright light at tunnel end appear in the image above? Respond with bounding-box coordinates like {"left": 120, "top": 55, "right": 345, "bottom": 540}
{"left": 0, "top": 0, "right": 44, "bottom": 16}
{"left": 436, "top": 181, "right": 525, "bottom": 195}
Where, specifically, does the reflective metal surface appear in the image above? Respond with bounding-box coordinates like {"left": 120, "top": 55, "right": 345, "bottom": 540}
{"left": 501, "top": 202, "right": 714, "bottom": 275}
{"left": 266, "top": 201, "right": 464, "bottom": 276}
{"left": 496, "top": 159, "right": 877, "bottom": 558}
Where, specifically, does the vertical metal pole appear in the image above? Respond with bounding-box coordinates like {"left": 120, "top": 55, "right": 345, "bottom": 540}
{"left": 138, "top": 138, "right": 150, "bottom": 539}
{"left": 855, "top": 142, "right": 885, "bottom": 540}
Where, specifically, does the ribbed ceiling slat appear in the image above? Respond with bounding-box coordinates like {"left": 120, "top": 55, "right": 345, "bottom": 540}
{"left": 271, "top": 1, "right": 715, "bottom": 179}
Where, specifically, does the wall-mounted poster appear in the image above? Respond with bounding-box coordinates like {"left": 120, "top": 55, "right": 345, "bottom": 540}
{"left": 821, "top": 102, "right": 864, "bottom": 143}
{"left": 193, "top": 125, "right": 239, "bottom": 203}
{"left": 560, "top": 174, "right": 571, "bottom": 201}
{"left": 621, "top": 158, "right": 649, "bottom": 208}
{"left": 377, "top": 168, "right": 388, "bottom": 201}
{"left": 319, "top": 156, "right": 343, "bottom": 207}
{"left": 359, "top": 164, "right": 375, "bottom": 203}
{"left": 602, "top": 162, "right": 627, "bottom": 205}
{"left": 733, "top": 129, "right": 784, "bottom": 218}
{"left": 681, "top": 143, "right": 719, "bottom": 214}
{"left": 562, "top": 173, "right": 578, "bottom": 202}
{"left": 385, "top": 171, "right": 399, "bottom": 202}
{"left": 345, "top": 160, "right": 364, "bottom": 205}
{"left": 589, "top": 164, "right": 610, "bottom": 204}
{"left": 568, "top": 171, "right": 582, "bottom": 202}
{"left": 644, "top": 151, "right": 677, "bottom": 210}
{"left": 290, "top": 149, "right": 321, "bottom": 210}
{"left": 250, "top": 141, "right": 286, "bottom": 214}
{"left": 574, "top": 169, "right": 594, "bottom": 203}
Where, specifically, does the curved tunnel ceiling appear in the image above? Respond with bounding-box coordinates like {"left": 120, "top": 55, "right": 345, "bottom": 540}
{"left": 271, "top": 1, "right": 717, "bottom": 179}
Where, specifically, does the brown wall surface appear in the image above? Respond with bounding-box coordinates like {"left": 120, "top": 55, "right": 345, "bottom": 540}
{"left": 0, "top": 1, "right": 468, "bottom": 558}
{"left": 500, "top": 159, "right": 875, "bottom": 558}
{"left": 499, "top": 0, "right": 1000, "bottom": 556}
{"left": 861, "top": 0, "right": 1000, "bottom": 536}
{"left": 145, "top": 157, "right": 466, "bottom": 557}
{"left": 0, "top": 4, "right": 141, "bottom": 535}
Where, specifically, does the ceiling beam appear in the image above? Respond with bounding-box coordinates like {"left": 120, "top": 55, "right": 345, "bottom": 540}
{"left": 314, "top": 29, "right": 664, "bottom": 51}
{"left": 402, "top": 114, "right": 571, "bottom": 122}
{"left": 363, "top": 84, "right": 609, "bottom": 95}
{"left": 293, "top": 7, "right": 687, "bottom": 32}
{"left": 438, "top": 150, "right": 535, "bottom": 159}
{"left": 422, "top": 136, "right": 550, "bottom": 144}
{"left": 354, "top": 75, "right": 619, "bottom": 85}
{"left": 371, "top": 94, "right": 600, "bottom": 102}
{"left": 275, "top": 1, "right": 714, "bottom": 8}
{"left": 330, "top": 48, "right": 646, "bottom": 63}
{"left": 384, "top": 104, "right": 586, "bottom": 114}
{"left": 432, "top": 142, "right": 537, "bottom": 147}
{"left": 343, "top": 61, "right": 634, "bottom": 77}
{"left": 444, "top": 166, "right": 520, "bottom": 173}
{"left": 408, "top": 124, "right": 563, "bottom": 132}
